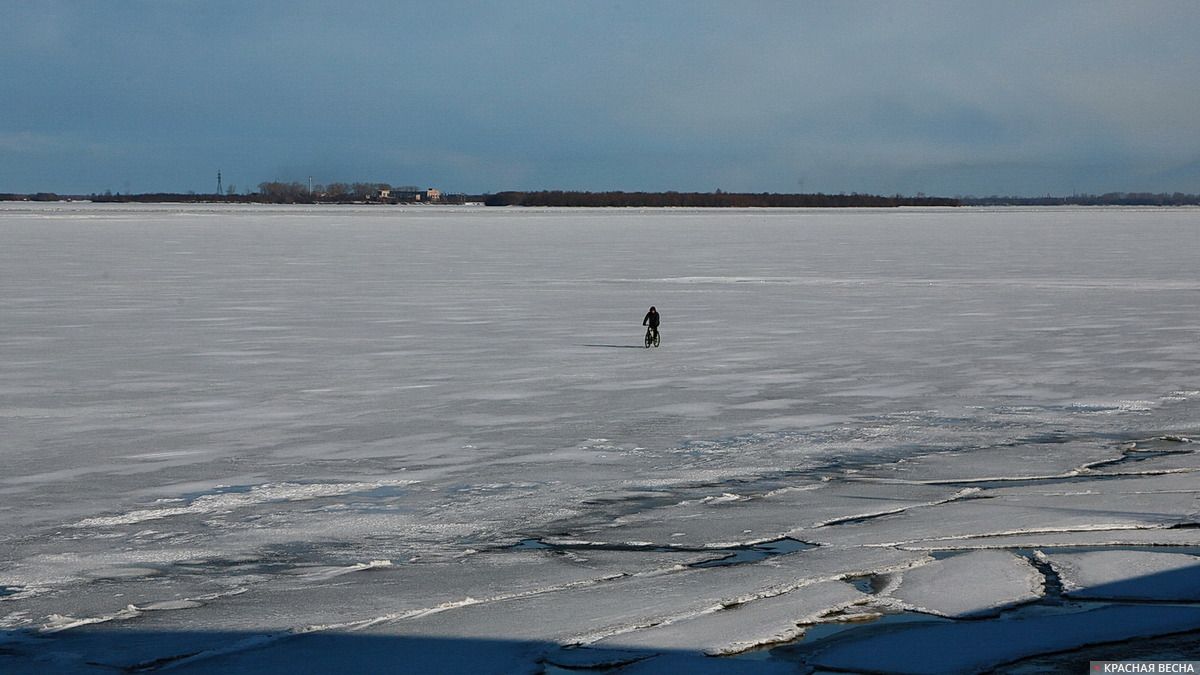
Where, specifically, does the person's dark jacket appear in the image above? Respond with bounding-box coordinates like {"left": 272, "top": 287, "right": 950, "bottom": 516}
{"left": 643, "top": 310, "right": 660, "bottom": 328}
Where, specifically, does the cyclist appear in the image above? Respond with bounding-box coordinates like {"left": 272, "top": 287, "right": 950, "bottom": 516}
{"left": 642, "top": 306, "right": 660, "bottom": 342}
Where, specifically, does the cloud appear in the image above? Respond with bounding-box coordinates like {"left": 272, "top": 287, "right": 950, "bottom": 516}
{"left": 3, "top": 1, "right": 1199, "bottom": 194}
{"left": 0, "top": 132, "right": 68, "bottom": 154}
{"left": 0, "top": 132, "right": 130, "bottom": 158}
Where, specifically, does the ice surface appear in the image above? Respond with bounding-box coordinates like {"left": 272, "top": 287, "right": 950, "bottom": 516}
{"left": 847, "top": 440, "right": 1126, "bottom": 483}
{"left": 590, "top": 580, "right": 867, "bottom": 654}
{"left": 70, "top": 480, "right": 419, "bottom": 527}
{"left": 801, "top": 470, "right": 1200, "bottom": 549}
{"left": 3, "top": 203, "right": 1200, "bottom": 672}
{"left": 556, "top": 480, "right": 970, "bottom": 549}
{"left": 345, "top": 549, "right": 898, "bottom": 646}
{"left": 884, "top": 550, "right": 1043, "bottom": 617}
{"left": 895, "top": 526, "right": 1200, "bottom": 551}
{"left": 1042, "top": 550, "right": 1200, "bottom": 601}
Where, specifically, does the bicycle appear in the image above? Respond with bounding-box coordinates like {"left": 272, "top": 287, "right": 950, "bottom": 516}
{"left": 644, "top": 326, "right": 660, "bottom": 348}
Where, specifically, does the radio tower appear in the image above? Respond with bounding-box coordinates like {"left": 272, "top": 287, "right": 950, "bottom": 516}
{"left": 216, "top": 170, "right": 223, "bottom": 196}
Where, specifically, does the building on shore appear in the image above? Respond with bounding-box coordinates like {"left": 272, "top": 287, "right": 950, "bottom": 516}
{"left": 377, "top": 187, "right": 440, "bottom": 203}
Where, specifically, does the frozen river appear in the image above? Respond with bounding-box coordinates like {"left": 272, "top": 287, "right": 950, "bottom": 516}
{"left": 2, "top": 203, "right": 1199, "bottom": 673}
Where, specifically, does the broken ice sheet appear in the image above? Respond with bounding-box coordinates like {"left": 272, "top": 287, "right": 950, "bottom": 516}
{"left": 360, "top": 559, "right": 835, "bottom": 646}
{"left": 567, "top": 480, "right": 967, "bottom": 549}
{"left": 1086, "top": 444, "right": 1199, "bottom": 475}
{"left": 1040, "top": 549, "right": 1200, "bottom": 601}
{"left": 354, "top": 546, "right": 926, "bottom": 652}
{"left": 805, "top": 471, "right": 1198, "bottom": 548}
{"left": 761, "top": 545, "right": 931, "bottom": 591}
{"left": 588, "top": 579, "right": 866, "bottom": 655}
{"left": 0, "top": 548, "right": 635, "bottom": 669}
{"left": 884, "top": 550, "right": 1043, "bottom": 617}
{"left": 895, "top": 526, "right": 1200, "bottom": 551}
{"left": 7, "top": 207, "right": 1200, "bottom": 673}
{"left": 532, "top": 547, "right": 720, "bottom": 571}
{"left": 847, "top": 440, "right": 1121, "bottom": 484}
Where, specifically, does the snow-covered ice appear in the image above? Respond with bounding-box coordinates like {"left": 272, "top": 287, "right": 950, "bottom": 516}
{"left": 1042, "top": 549, "right": 1200, "bottom": 601}
{"left": 884, "top": 550, "right": 1044, "bottom": 617}
{"left": 2, "top": 203, "right": 1199, "bottom": 673}
{"left": 589, "top": 579, "right": 869, "bottom": 654}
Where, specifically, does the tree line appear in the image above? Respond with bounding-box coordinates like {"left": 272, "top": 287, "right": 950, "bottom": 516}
{"left": 5, "top": 189, "right": 1199, "bottom": 207}
{"left": 960, "top": 192, "right": 1200, "bottom": 206}
{"left": 20, "top": 183, "right": 474, "bottom": 205}
{"left": 484, "top": 191, "right": 960, "bottom": 207}
{"left": 256, "top": 182, "right": 385, "bottom": 203}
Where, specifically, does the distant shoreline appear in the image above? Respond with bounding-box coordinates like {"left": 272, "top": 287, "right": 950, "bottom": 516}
{"left": 3, "top": 190, "right": 1199, "bottom": 207}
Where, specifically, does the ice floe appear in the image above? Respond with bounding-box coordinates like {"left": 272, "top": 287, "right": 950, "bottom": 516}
{"left": 591, "top": 579, "right": 866, "bottom": 654}
{"left": 883, "top": 550, "right": 1043, "bottom": 617}
{"left": 1041, "top": 549, "right": 1200, "bottom": 601}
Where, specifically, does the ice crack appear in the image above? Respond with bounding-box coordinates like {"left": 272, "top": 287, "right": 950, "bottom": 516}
{"left": 511, "top": 536, "right": 817, "bottom": 569}
{"left": 812, "top": 488, "right": 984, "bottom": 528}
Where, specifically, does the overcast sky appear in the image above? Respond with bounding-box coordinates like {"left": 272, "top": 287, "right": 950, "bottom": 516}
{"left": 4, "top": 1, "right": 1199, "bottom": 196}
